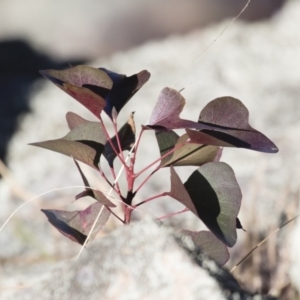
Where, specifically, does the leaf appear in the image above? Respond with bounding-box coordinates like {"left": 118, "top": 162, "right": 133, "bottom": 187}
{"left": 236, "top": 217, "right": 246, "bottom": 231}
{"left": 30, "top": 119, "right": 106, "bottom": 170}
{"left": 147, "top": 87, "right": 201, "bottom": 130}
{"left": 168, "top": 163, "right": 242, "bottom": 247}
{"left": 146, "top": 88, "right": 277, "bottom": 153}
{"left": 73, "top": 159, "right": 116, "bottom": 207}
{"left": 42, "top": 202, "right": 110, "bottom": 244}
{"left": 66, "top": 112, "right": 87, "bottom": 130}
{"left": 182, "top": 230, "right": 229, "bottom": 265}
{"left": 155, "top": 130, "right": 220, "bottom": 167}
{"left": 186, "top": 96, "right": 278, "bottom": 153}
{"left": 85, "top": 68, "right": 150, "bottom": 118}
{"left": 41, "top": 65, "right": 150, "bottom": 119}
{"left": 103, "top": 112, "right": 136, "bottom": 167}
{"left": 40, "top": 65, "right": 111, "bottom": 119}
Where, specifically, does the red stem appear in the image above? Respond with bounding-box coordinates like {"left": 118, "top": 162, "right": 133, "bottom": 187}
{"left": 112, "top": 118, "right": 125, "bottom": 162}
{"left": 110, "top": 167, "right": 121, "bottom": 195}
{"left": 99, "top": 117, "right": 128, "bottom": 168}
{"left": 124, "top": 205, "right": 133, "bottom": 224}
{"left": 134, "top": 165, "right": 160, "bottom": 194}
{"left": 134, "top": 192, "right": 168, "bottom": 207}
{"left": 131, "top": 127, "right": 144, "bottom": 168}
{"left": 134, "top": 141, "right": 186, "bottom": 178}
{"left": 156, "top": 208, "right": 189, "bottom": 221}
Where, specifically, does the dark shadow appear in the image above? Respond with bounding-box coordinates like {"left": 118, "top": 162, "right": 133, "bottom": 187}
{"left": 184, "top": 170, "right": 227, "bottom": 245}
{"left": 0, "top": 39, "right": 85, "bottom": 164}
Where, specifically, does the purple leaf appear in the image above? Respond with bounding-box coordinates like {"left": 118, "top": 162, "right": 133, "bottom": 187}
{"left": 104, "top": 112, "right": 136, "bottom": 167}
{"left": 73, "top": 159, "right": 116, "bottom": 207}
{"left": 97, "top": 68, "right": 150, "bottom": 118}
{"left": 30, "top": 119, "right": 106, "bottom": 170}
{"left": 187, "top": 96, "right": 278, "bottom": 153}
{"left": 155, "top": 130, "right": 220, "bottom": 167}
{"left": 147, "top": 87, "right": 201, "bottom": 129}
{"left": 146, "top": 88, "right": 277, "bottom": 153}
{"left": 182, "top": 230, "right": 229, "bottom": 265}
{"left": 40, "top": 65, "right": 111, "bottom": 119}
{"left": 41, "top": 202, "right": 110, "bottom": 245}
{"left": 168, "top": 164, "right": 242, "bottom": 247}
{"left": 236, "top": 217, "right": 246, "bottom": 231}
{"left": 66, "top": 112, "right": 87, "bottom": 130}
{"left": 40, "top": 65, "right": 150, "bottom": 119}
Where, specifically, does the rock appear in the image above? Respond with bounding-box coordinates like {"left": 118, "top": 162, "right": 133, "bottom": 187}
{"left": 3, "top": 219, "right": 277, "bottom": 300}
{"left": 0, "top": 0, "right": 284, "bottom": 59}
{"left": 1, "top": 0, "right": 299, "bottom": 297}
{"left": 0, "top": 40, "right": 84, "bottom": 162}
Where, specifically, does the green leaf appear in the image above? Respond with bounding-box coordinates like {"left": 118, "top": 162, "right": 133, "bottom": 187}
{"left": 168, "top": 163, "right": 242, "bottom": 247}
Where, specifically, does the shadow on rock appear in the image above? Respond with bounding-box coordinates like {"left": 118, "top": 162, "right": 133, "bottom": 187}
{"left": 0, "top": 40, "right": 85, "bottom": 163}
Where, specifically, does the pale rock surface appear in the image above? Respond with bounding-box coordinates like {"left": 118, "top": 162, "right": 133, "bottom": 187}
{"left": 1, "top": 0, "right": 300, "bottom": 296}
{"left": 3, "top": 219, "right": 276, "bottom": 300}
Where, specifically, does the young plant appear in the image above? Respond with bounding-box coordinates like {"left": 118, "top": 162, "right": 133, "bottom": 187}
{"left": 31, "top": 65, "right": 278, "bottom": 265}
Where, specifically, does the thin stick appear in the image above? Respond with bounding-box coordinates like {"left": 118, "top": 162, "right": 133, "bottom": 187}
{"left": 0, "top": 185, "right": 112, "bottom": 233}
{"left": 75, "top": 149, "right": 136, "bottom": 259}
{"left": 0, "top": 159, "right": 34, "bottom": 201}
{"left": 171, "top": 0, "right": 251, "bottom": 88}
{"left": 230, "top": 215, "right": 298, "bottom": 273}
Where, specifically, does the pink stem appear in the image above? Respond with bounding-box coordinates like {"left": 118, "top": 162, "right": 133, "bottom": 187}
{"left": 156, "top": 208, "right": 189, "bottom": 221}
{"left": 135, "top": 141, "right": 186, "bottom": 178}
{"left": 131, "top": 127, "right": 144, "bottom": 167}
{"left": 99, "top": 117, "right": 128, "bottom": 168}
{"left": 112, "top": 118, "right": 125, "bottom": 162}
{"left": 134, "top": 192, "right": 168, "bottom": 207}
{"left": 110, "top": 167, "right": 121, "bottom": 195}
{"left": 134, "top": 165, "right": 160, "bottom": 194}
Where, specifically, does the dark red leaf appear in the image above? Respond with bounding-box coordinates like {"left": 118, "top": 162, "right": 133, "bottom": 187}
{"left": 97, "top": 68, "right": 150, "bottom": 118}
{"left": 41, "top": 202, "right": 110, "bottom": 245}
{"left": 66, "top": 112, "right": 87, "bottom": 130}
{"left": 40, "top": 65, "right": 111, "bottom": 119}
{"left": 146, "top": 88, "right": 277, "bottom": 153}
{"left": 30, "top": 119, "right": 106, "bottom": 170}
{"left": 73, "top": 159, "right": 116, "bottom": 207}
{"left": 147, "top": 87, "right": 201, "bottom": 130}
{"left": 187, "top": 96, "right": 278, "bottom": 153}
{"left": 40, "top": 65, "right": 150, "bottom": 119}
{"left": 168, "top": 164, "right": 242, "bottom": 247}
{"left": 236, "top": 217, "right": 246, "bottom": 231}
{"left": 182, "top": 230, "right": 230, "bottom": 265}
